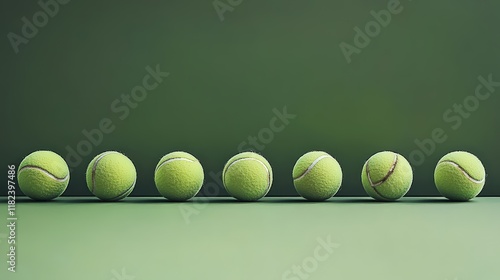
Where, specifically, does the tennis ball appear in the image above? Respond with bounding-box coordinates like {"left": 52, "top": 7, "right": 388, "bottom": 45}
{"left": 18, "top": 150, "right": 70, "bottom": 200}
{"left": 154, "top": 151, "right": 204, "bottom": 201}
{"left": 292, "top": 151, "right": 343, "bottom": 201}
{"left": 361, "top": 151, "right": 413, "bottom": 201}
{"left": 223, "top": 152, "right": 273, "bottom": 201}
{"left": 434, "top": 151, "right": 485, "bottom": 201}
{"left": 86, "top": 151, "right": 136, "bottom": 201}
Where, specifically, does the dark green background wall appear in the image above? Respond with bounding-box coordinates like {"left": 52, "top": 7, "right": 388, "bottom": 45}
{"left": 2, "top": 0, "right": 499, "bottom": 197}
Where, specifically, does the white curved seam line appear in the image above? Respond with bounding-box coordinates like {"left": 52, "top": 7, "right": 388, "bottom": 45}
{"left": 91, "top": 151, "right": 117, "bottom": 192}
{"left": 155, "top": 158, "right": 195, "bottom": 172}
{"left": 439, "top": 161, "right": 485, "bottom": 184}
{"left": 18, "top": 166, "right": 69, "bottom": 182}
{"left": 227, "top": 158, "right": 271, "bottom": 189}
{"left": 112, "top": 177, "right": 136, "bottom": 200}
{"left": 367, "top": 153, "right": 398, "bottom": 187}
{"left": 294, "top": 155, "right": 331, "bottom": 181}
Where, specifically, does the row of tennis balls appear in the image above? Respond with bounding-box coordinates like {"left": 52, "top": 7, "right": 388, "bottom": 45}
{"left": 17, "top": 150, "right": 486, "bottom": 202}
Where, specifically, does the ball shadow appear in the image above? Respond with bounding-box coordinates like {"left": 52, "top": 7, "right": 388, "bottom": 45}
{"left": 330, "top": 197, "right": 382, "bottom": 203}
{"left": 404, "top": 197, "right": 476, "bottom": 204}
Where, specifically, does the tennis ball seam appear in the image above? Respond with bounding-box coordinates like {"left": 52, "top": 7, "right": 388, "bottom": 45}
{"left": 224, "top": 157, "right": 272, "bottom": 194}
{"left": 438, "top": 160, "right": 485, "bottom": 184}
{"left": 18, "top": 165, "right": 69, "bottom": 182}
{"left": 155, "top": 157, "right": 196, "bottom": 172}
{"left": 293, "top": 155, "right": 331, "bottom": 181}
{"left": 365, "top": 153, "right": 398, "bottom": 200}
{"left": 109, "top": 183, "right": 136, "bottom": 201}
{"left": 89, "top": 151, "right": 122, "bottom": 193}
{"left": 366, "top": 153, "right": 398, "bottom": 186}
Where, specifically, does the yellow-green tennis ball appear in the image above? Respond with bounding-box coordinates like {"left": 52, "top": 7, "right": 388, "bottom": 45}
{"left": 361, "top": 151, "right": 413, "bottom": 201}
{"left": 223, "top": 152, "right": 273, "bottom": 201}
{"left": 86, "top": 151, "right": 136, "bottom": 201}
{"left": 434, "top": 151, "right": 486, "bottom": 201}
{"left": 292, "top": 151, "right": 343, "bottom": 201}
{"left": 18, "top": 150, "right": 70, "bottom": 201}
{"left": 154, "top": 151, "right": 204, "bottom": 201}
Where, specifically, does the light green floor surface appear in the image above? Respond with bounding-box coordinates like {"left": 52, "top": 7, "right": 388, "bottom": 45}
{"left": 0, "top": 197, "right": 499, "bottom": 280}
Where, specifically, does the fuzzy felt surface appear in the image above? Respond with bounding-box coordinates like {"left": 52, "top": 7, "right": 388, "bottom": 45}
{"left": 154, "top": 151, "right": 204, "bottom": 201}
{"left": 361, "top": 151, "right": 413, "bottom": 201}
{"left": 292, "top": 151, "right": 343, "bottom": 201}
{"left": 434, "top": 151, "right": 485, "bottom": 201}
{"left": 223, "top": 152, "right": 272, "bottom": 201}
{"left": 18, "top": 150, "right": 70, "bottom": 200}
{"left": 86, "top": 151, "right": 136, "bottom": 201}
